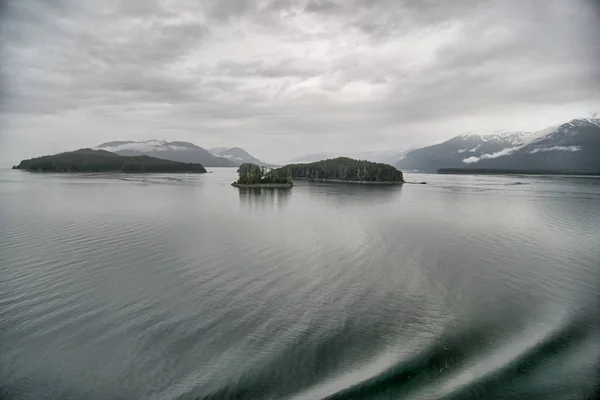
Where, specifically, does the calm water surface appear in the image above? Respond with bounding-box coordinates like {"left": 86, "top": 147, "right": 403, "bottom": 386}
{"left": 1, "top": 169, "right": 599, "bottom": 399}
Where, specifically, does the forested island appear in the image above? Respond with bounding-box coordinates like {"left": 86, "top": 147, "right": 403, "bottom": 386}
{"left": 13, "top": 149, "right": 207, "bottom": 173}
{"left": 232, "top": 163, "right": 293, "bottom": 188}
{"left": 271, "top": 157, "right": 404, "bottom": 183}
{"left": 437, "top": 168, "right": 600, "bottom": 176}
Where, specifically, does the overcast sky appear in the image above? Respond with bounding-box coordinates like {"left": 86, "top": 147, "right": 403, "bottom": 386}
{"left": 1, "top": 0, "right": 599, "bottom": 165}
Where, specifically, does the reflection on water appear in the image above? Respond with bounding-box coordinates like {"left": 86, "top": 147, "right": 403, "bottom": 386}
{"left": 238, "top": 187, "right": 291, "bottom": 209}
{"left": 303, "top": 181, "right": 403, "bottom": 209}
{"left": 0, "top": 169, "right": 599, "bottom": 400}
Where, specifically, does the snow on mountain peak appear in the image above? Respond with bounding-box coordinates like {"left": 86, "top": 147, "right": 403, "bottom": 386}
{"left": 455, "top": 131, "right": 532, "bottom": 145}
{"left": 561, "top": 118, "right": 600, "bottom": 129}
{"left": 98, "top": 140, "right": 196, "bottom": 153}
{"left": 527, "top": 118, "right": 600, "bottom": 144}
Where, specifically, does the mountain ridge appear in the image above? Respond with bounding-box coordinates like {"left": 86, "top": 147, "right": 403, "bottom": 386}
{"left": 463, "top": 118, "right": 600, "bottom": 172}
{"left": 97, "top": 140, "right": 236, "bottom": 167}
{"left": 14, "top": 149, "right": 207, "bottom": 173}
{"left": 395, "top": 118, "right": 600, "bottom": 173}
{"left": 288, "top": 149, "right": 412, "bottom": 166}
{"left": 208, "top": 147, "right": 275, "bottom": 167}
{"left": 394, "top": 131, "right": 535, "bottom": 172}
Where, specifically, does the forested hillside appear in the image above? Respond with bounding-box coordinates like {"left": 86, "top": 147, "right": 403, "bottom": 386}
{"left": 14, "top": 149, "right": 207, "bottom": 173}
{"left": 275, "top": 157, "right": 404, "bottom": 182}
{"left": 235, "top": 163, "right": 292, "bottom": 184}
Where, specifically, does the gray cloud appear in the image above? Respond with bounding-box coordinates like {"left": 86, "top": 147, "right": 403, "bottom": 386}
{"left": 1, "top": 0, "right": 599, "bottom": 165}
{"left": 305, "top": 0, "right": 340, "bottom": 13}
{"left": 215, "top": 60, "right": 319, "bottom": 78}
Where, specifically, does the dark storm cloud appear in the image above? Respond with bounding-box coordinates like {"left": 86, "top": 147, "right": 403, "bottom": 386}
{"left": 1, "top": 0, "right": 599, "bottom": 165}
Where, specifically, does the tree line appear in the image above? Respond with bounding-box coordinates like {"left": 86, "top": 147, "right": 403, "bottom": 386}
{"left": 235, "top": 163, "right": 292, "bottom": 184}
{"left": 14, "top": 149, "right": 207, "bottom": 173}
{"left": 271, "top": 157, "right": 404, "bottom": 182}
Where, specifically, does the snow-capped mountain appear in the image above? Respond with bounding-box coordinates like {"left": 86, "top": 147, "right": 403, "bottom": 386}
{"left": 559, "top": 118, "right": 600, "bottom": 129}
{"left": 456, "top": 131, "right": 536, "bottom": 146}
{"left": 208, "top": 147, "right": 228, "bottom": 155}
{"left": 464, "top": 119, "right": 600, "bottom": 172}
{"left": 395, "top": 118, "right": 600, "bottom": 173}
{"left": 208, "top": 147, "right": 275, "bottom": 167}
{"left": 395, "top": 131, "right": 535, "bottom": 172}
{"left": 97, "top": 140, "right": 236, "bottom": 167}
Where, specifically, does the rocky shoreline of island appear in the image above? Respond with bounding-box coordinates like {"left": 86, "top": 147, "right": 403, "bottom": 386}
{"left": 231, "top": 182, "right": 293, "bottom": 188}
{"left": 293, "top": 178, "right": 403, "bottom": 185}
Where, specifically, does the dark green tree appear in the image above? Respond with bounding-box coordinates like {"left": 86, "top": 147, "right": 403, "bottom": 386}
{"left": 270, "top": 157, "right": 403, "bottom": 183}
{"left": 14, "top": 149, "right": 207, "bottom": 173}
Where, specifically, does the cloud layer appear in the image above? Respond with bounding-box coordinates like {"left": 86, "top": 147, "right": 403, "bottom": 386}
{"left": 1, "top": 0, "right": 599, "bottom": 164}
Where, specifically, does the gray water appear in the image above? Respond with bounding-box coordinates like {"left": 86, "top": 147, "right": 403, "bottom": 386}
{"left": 1, "top": 169, "right": 599, "bottom": 400}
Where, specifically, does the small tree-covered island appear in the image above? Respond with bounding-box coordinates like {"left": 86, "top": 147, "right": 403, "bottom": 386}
{"left": 13, "top": 149, "right": 207, "bottom": 173}
{"left": 233, "top": 157, "right": 404, "bottom": 187}
{"left": 232, "top": 163, "right": 293, "bottom": 188}
{"left": 279, "top": 157, "right": 404, "bottom": 183}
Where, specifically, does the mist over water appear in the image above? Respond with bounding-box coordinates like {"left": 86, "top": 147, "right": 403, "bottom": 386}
{"left": 1, "top": 169, "right": 599, "bottom": 400}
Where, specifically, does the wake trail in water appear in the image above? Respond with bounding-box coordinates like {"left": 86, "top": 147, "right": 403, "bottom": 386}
{"left": 319, "top": 314, "right": 599, "bottom": 400}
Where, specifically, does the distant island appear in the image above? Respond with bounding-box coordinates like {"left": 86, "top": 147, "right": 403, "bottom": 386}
{"left": 272, "top": 157, "right": 404, "bottom": 183}
{"left": 232, "top": 163, "right": 293, "bottom": 188}
{"left": 13, "top": 149, "right": 207, "bottom": 173}
{"left": 437, "top": 168, "right": 600, "bottom": 176}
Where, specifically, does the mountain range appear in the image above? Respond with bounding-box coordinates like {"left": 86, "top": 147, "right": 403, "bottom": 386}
{"left": 97, "top": 141, "right": 272, "bottom": 168}
{"left": 208, "top": 147, "right": 275, "bottom": 167}
{"left": 288, "top": 149, "right": 412, "bottom": 165}
{"left": 394, "top": 131, "right": 537, "bottom": 172}
{"left": 395, "top": 119, "right": 600, "bottom": 173}
{"left": 94, "top": 117, "right": 598, "bottom": 173}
